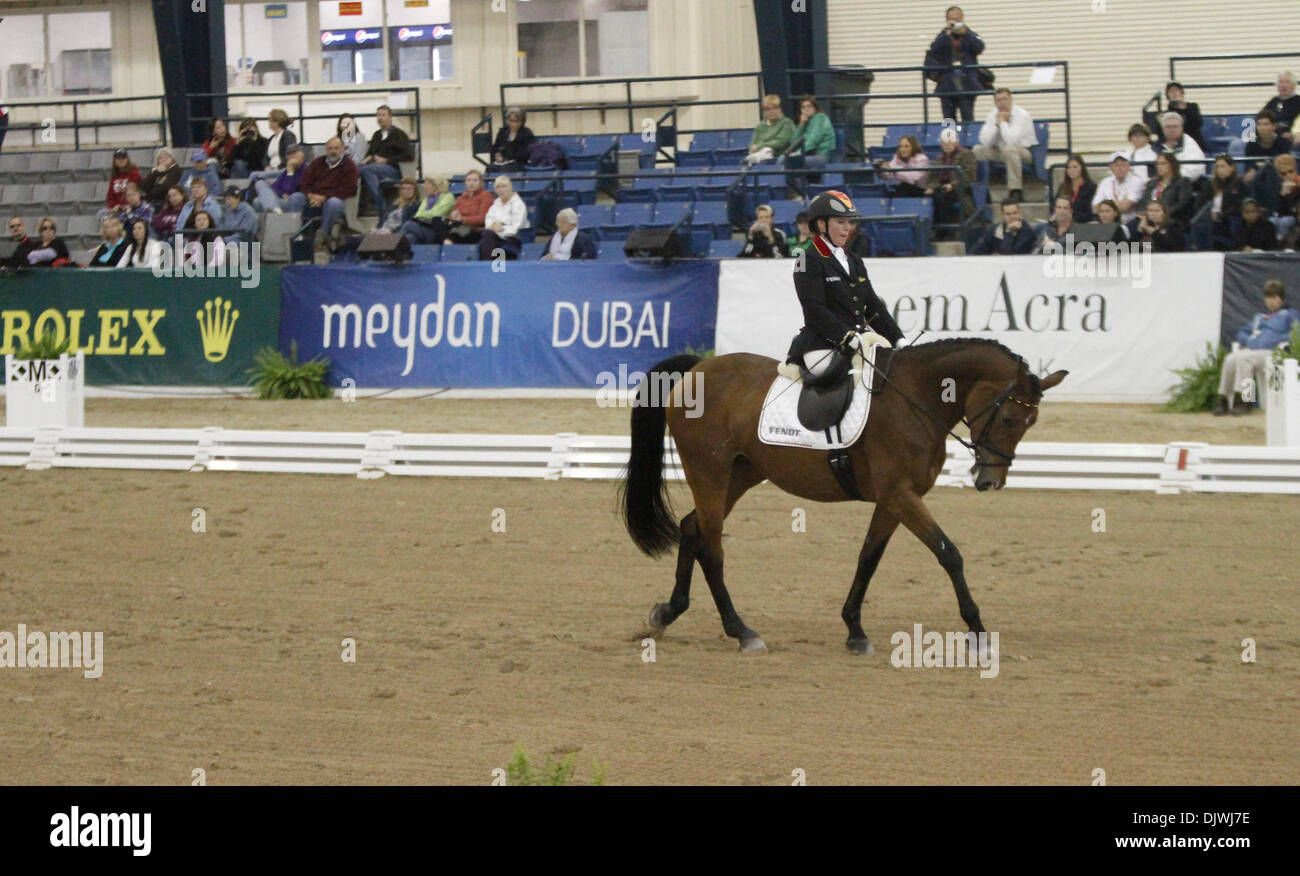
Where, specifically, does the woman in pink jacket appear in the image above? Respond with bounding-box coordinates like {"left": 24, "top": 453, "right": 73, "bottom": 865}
{"left": 876, "top": 134, "right": 931, "bottom": 197}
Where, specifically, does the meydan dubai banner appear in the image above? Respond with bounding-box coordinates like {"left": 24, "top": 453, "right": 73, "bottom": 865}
{"left": 280, "top": 261, "right": 719, "bottom": 388}
{"left": 717, "top": 253, "right": 1226, "bottom": 403}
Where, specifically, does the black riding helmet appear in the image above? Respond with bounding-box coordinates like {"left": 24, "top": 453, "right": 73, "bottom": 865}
{"left": 806, "top": 190, "right": 863, "bottom": 232}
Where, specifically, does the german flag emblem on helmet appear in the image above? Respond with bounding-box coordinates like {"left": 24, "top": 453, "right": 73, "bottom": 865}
{"left": 808, "top": 189, "right": 864, "bottom": 222}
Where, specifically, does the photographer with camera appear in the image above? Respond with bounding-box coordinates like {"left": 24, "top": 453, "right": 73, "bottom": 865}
{"left": 925, "top": 6, "right": 986, "bottom": 123}
{"left": 229, "top": 118, "right": 268, "bottom": 179}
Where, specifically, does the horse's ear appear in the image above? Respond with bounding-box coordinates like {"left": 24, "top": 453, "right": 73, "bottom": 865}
{"left": 1039, "top": 370, "right": 1069, "bottom": 391}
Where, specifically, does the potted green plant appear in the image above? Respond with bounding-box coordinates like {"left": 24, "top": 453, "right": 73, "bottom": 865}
{"left": 5, "top": 332, "right": 85, "bottom": 428}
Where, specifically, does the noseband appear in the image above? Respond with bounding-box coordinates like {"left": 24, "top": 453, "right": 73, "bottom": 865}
{"left": 962, "top": 381, "right": 1038, "bottom": 468}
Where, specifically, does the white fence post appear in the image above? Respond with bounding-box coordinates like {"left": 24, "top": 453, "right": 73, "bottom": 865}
{"left": 1158, "top": 442, "right": 1208, "bottom": 494}
{"left": 1266, "top": 357, "right": 1300, "bottom": 447}
{"left": 359, "top": 430, "right": 401, "bottom": 479}
{"left": 547, "top": 432, "right": 578, "bottom": 480}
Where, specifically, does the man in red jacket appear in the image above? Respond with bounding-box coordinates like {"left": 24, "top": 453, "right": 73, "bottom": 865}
{"left": 443, "top": 168, "right": 495, "bottom": 244}
{"left": 287, "top": 136, "right": 358, "bottom": 247}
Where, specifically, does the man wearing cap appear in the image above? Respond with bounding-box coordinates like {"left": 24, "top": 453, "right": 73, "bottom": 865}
{"left": 180, "top": 148, "right": 221, "bottom": 196}
{"left": 785, "top": 191, "right": 903, "bottom": 386}
{"left": 1092, "top": 152, "right": 1145, "bottom": 223}
{"left": 253, "top": 143, "right": 307, "bottom": 213}
{"left": 359, "top": 104, "right": 414, "bottom": 216}
{"left": 221, "top": 186, "right": 259, "bottom": 245}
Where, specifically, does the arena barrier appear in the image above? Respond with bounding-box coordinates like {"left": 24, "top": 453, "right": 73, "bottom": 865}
{"left": 3, "top": 426, "right": 1299, "bottom": 494}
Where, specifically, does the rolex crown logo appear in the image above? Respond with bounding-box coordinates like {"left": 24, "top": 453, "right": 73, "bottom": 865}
{"left": 197, "top": 297, "right": 240, "bottom": 363}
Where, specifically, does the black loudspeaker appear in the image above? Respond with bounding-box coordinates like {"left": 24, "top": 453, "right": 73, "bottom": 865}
{"left": 357, "top": 231, "right": 413, "bottom": 264}
{"left": 623, "top": 227, "right": 683, "bottom": 261}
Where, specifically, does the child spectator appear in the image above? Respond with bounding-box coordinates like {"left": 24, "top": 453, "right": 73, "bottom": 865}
{"left": 1233, "top": 198, "right": 1278, "bottom": 252}
{"left": 1215, "top": 280, "right": 1299, "bottom": 415}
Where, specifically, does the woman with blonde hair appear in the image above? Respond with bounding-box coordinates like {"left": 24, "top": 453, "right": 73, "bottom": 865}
{"left": 379, "top": 178, "right": 422, "bottom": 233}
{"left": 401, "top": 175, "right": 456, "bottom": 245}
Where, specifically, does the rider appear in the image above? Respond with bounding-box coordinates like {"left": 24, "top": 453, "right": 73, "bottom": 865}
{"left": 787, "top": 190, "right": 904, "bottom": 385}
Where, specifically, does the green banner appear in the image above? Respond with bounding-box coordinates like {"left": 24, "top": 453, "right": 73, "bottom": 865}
{"left": 0, "top": 267, "right": 280, "bottom": 385}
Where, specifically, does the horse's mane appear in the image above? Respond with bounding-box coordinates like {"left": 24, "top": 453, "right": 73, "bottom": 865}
{"left": 888, "top": 337, "right": 1037, "bottom": 388}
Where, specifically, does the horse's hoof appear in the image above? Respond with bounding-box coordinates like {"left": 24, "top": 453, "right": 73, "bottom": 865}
{"left": 647, "top": 603, "right": 669, "bottom": 633}
{"left": 739, "top": 636, "right": 768, "bottom": 655}
{"left": 846, "top": 637, "right": 874, "bottom": 656}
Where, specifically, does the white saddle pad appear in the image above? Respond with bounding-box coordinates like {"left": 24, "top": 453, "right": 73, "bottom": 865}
{"left": 758, "top": 340, "right": 882, "bottom": 450}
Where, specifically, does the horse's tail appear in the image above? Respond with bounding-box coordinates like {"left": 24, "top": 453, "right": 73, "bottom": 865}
{"left": 619, "top": 353, "right": 702, "bottom": 558}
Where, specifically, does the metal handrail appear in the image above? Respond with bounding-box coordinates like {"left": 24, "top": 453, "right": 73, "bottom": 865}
{"left": 0, "top": 94, "right": 169, "bottom": 151}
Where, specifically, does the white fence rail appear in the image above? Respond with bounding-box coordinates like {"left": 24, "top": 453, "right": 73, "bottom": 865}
{"left": 3, "top": 427, "right": 1300, "bottom": 494}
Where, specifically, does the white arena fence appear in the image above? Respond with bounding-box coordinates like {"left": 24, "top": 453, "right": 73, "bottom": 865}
{"left": 2, "top": 427, "right": 1299, "bottom": 495}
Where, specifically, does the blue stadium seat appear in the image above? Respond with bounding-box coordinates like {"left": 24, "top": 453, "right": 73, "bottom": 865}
{"left": 692, "top": 201, "right": 731, "bottom": 239}
{"left": 582, "top": 135, "right": 620, "bottom": 157}
{"left": 520, "top": 241, "right": 550, "bottom": 260}
{"left": 890, "top": 197, "right": 934, "bottom": 225}
{"left": 676, "top": 150, "right": 714, "bottom": 168}
{"left": 441, "top": 243, "right": 477, "bottom": 261}
{"left": 868, "top": 219, "right": 923, "bottom": 257}
{"left": 689, "top": 131, "right": 728, "bottom": 151}
{"left": 576, "top": 204, "right": 614, "bottom": 231}
{"left": 409, "top": 244, "right": 441, "bottom": 264}
{"left": 769, "top": 199, "right": 805, "bottom": 226}
{"left": 602, "top": 202, "right": 655, "bottom": 238}
{"left": 658, "top": 176, "right": 698, "bottom": 201}
{"left": 707, "top": 239, "right": 745, "bottom": 258}
{"left": 882, "top": 124, "right": 924, "bottom": 148}
{"left": 713, "top": 147, "right": 749, "bottom": 165}
{"left": 558, "top": 174, "right": 598, "bottom": 205}
{"left": 652, "top": 201, "right": 693, "bottom": 226}
{"left": 856, "top": 196, "right": 890, "bottom": 218}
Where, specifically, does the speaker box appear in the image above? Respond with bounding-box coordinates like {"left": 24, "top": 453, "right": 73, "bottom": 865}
{"left": 357, "top": 231, "right": 413, "bottom": 264}
{"left": 623, "top": 227, "right": 683, "bottom": 260}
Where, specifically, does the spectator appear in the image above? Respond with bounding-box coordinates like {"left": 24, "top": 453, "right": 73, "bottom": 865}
{"left": 927, "top": 126, "right": 977, "bottom": 237}
{"left": 1260, "top": 71, "right": 1300, "bottom": 136}
{"left": 113, "top": 184, "right": 155, "bottom": 229}
{"left": 1136, "top": 152, "right": 1195, "bottom": 230}
{"left": 183, "top": 211, "right": 226, "bottom": 269}
{"left": 789, "top": 95, "right": 835, "bottom": 170}
{"left": 1196, "top": 154, "right": 1247, "bottom": 250}
{"left": 289, "top": 136, "right": 359, "bottom": 250}
{"left": 24, "top": 218, "right": 70, "bottom": 268}
{"left": 788, "top": 211, "right": 815, "bottom": 255}
{"left": 177, "top": 178, "right": 223, "bottom": 229}
{"left": 104, "top": 148, "right": 142, "bottom": 215}
{"left": 204, "top": 118, "right": 237, "bottom": 178}
{"left": 1036, "top": 195, "right": 1077, "bottom": 253}
{"left": 88, "top": 216, "right": 129, "bottom": 268}
{"left": 1089, "top": 199, "right": 1131, "bottom": 242}
{"left": 1092, "top": 152, "right": 1144, "bottom": 223}
{"left": 253, "top": 143, "right": 306, "bottom": 213}
{"left": 1245, "top": 111, "right": 1291, "bottom": 169}
{"left": 378, "top": 178, "right": 421, "bottom": 233}
{"left": 970, "top": 200, "right": 1036, "bottom": 255}
{"left": 117, "top": 218, "right": 162, "bottom": 268}
{"left": 139, "top": 149, "right": 181, "bottom": 209}
{"left": 400, "top": 175, "right": 456, "bottom": 246}
{"left": 1056, "top": 154, "right": 1096, "bottom": 223}
{"left": 1261, "top": 154, "right": 1300, "bottom": 231}
{"left": 220, "top": 185, "right": 258, "bottom": 245}
{"left": 542, "top": 208, "right": 597, "bottom": 260}
{"left": 1233, "top": 198, "right": 1278, "bottom": 252}
{"left": 444, "top": 169, "right": 494, "bottom": 244}
{"left": 745, "top": 94, "right": 796, "bottom": 165}
{"left": 1128, "top": 200, "right": 1185, "bottom": 252}
{"left": 4, "top": 217, "right": 35, "bottom": 269}
{"left": 488, "top": 106, "right": 535, "bottom": 174}
{"left": 337, "top": 113, "right": 368, "bottom": 165}
{"left": 229, "top": 118, "right": 268, "bottom": 178}
{"left": 1121, "top": 123, "right": 1158, "bottom": 181}
{"left": 877, "top": 134, "right": 931, "bottom": 197}
{"left": 360, "top": 104, "right": 415, "bottom": 216}
{"left": 253, "top": 109, "right": 298, "bottom": 183}
{"left": 180, "top": 149, "right": 221, "bottom": 196}
{"left": 739, "top": 204, "right": 788, "bottom": 258}
{"left": 1215, "top": 280, "right": 1300, "bottom": 415}
{"left": 1281, "top": 202, "right": 1300, "bottom": 250}
{"left": 926, "top": 5, "right": 985, "bottom": 123}
{"left": 1157, "top": 112, "right": 1205, "bottom": 180}
{"left": 477, "top": 176, "right": 528, "bottom": 261}
{"left": 973, "top": 87, "right": 1038, "bottom": 202}
{"left": 151, "top": 186, "right": 187, "bottom": 240}
{"left": 1163, "top": 82, "right": 1205, "bottom": 149}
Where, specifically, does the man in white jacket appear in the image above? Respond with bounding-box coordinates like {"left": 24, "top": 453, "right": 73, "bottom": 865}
{"left": 477, "top": 175, "right": 529, "bottom": 261}
{"left": 1158, "top": 112, "right": 1205, "bottom": 181}
{"left": 972, "top": 87, "right": 1038, "bottom": 202}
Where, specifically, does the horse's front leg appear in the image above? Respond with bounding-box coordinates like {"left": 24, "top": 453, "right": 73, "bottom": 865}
{"left": 841, "top": 505, "right": 900, "bottom": 655}
{"left": 889, "top": 491, "right": 984, "bottom": 635}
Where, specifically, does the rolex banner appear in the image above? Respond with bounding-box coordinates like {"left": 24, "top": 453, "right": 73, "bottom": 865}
{"left": 0, "top": 268, "right": 280, "bottom": 385}
{"left": 716, "top": 254, "right": 1225, "bottom": 403}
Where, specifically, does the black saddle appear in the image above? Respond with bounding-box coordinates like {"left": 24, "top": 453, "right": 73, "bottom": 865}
{"left": 794, "top": 351, "right": 855, "bottom": 433}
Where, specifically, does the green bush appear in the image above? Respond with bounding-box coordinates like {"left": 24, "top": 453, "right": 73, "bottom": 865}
{"left": 1271, "top": 322, "right": 1300, "bottom": 369}
{"left": 15, "top": 331, "right": 71, "bottom": 361}
{"left": 504, "top": 748, "right": 605, "bottom": 786}
{"left": 1163, "top": 342, "right": 1226, "bottom": 413}
{"left": 246, "top": 341, "right": 331, "bottom": 400}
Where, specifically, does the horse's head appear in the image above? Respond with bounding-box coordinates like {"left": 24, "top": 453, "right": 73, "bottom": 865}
{"left": 967, "top": 364, "right": 1068, "bottom": 491}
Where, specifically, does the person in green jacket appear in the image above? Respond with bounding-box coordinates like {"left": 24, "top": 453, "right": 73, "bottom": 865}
{"left": 745, "top": 94, "right": 796, "bottom": 165}
{"left": 400, "top": 175, "right": 456, "bottom": 246}
{"left": 791, "top": 96, "right": 836, "bottom": 167}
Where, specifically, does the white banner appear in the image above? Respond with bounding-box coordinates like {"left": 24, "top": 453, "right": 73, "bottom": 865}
{"left": 717, "top": 253, "right": 1225, "bottom": 402}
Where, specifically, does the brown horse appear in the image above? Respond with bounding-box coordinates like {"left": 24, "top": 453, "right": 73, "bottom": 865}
{"left": 619, "top": 338, "right": 1068, "bottom": 654}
